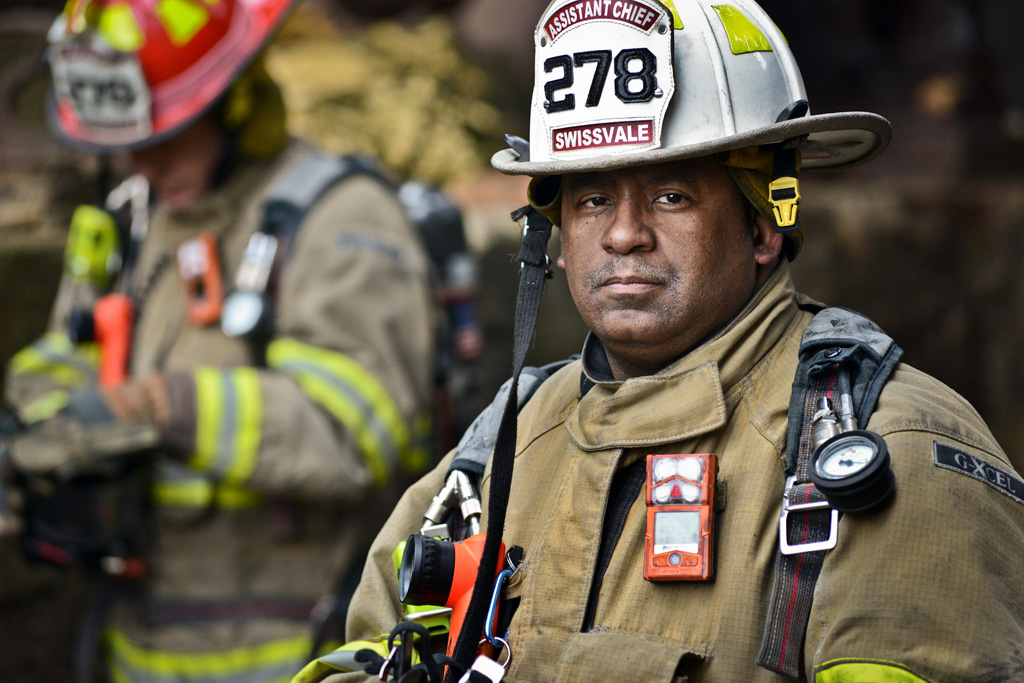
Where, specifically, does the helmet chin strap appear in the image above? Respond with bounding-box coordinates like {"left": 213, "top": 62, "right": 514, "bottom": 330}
{"left": 446, "top": 206, "right": 553, "bottom": 679}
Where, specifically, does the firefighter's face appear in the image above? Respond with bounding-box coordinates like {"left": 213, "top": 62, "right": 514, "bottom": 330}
{"left": 129, "top": 114, "right": 226, "bottom": 211}
{"left": 558, "top": 156, "right": 783, "bottom": 379}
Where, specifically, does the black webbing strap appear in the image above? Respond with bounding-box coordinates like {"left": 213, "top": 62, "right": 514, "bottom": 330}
{"left": 755, "top": 367, "right": 838, "bottom": 679}
{"left": 757, "top": 307, "right": 903, "bottom": 678}
{"left": 446, "top": 206, "right": 553, "bottom": 678}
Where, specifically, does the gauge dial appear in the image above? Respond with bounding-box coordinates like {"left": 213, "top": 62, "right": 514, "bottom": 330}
{"left": 815, "top": 435, "right": 878, "bottom": 480}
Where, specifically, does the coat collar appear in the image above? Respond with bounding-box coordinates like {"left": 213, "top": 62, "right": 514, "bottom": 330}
{"left": 567, "top": 260, "right": 800, "bottom": 451}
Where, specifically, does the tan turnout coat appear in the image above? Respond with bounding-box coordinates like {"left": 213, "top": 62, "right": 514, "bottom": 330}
{"left": 332, "top": 261, "right": 1024, "bottom": 683}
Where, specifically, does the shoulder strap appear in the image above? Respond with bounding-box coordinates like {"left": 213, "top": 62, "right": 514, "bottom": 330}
{"left": 757, "top": 306, "right": 902, "bottom": 679}
{"left": 261, "top": 153, "right": 383, "bottom": 249}
{"left": 447, "top": 358, "right": 575, "bottom": 478}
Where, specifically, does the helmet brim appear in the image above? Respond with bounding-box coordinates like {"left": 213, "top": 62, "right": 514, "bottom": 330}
{"left": 492, "top": 111, "right": 892, "bottom": 176}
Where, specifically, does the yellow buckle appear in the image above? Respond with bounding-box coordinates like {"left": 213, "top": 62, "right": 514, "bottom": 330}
{"left": 769, "top": 176, "right": 801, "bottom": 228}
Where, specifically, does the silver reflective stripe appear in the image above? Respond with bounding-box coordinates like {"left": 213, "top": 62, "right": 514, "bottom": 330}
{"left": 214, "top": 371, "right": 239, "bottom": 477}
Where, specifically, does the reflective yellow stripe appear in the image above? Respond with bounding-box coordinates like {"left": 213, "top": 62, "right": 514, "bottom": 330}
{"left": 99, "top": 2, "right": 145, "bottom": 51}
{"left": 107, "top": 626, "right": 309, "bottom": 683}
{"left": 815, "top": 659, "right": 933, "bottom": 683}
{"left": 228, "top": 368, "right": 261, "bottom": 484}
{"left": 267, "top": 338, "right": 413, "bottom": 485}
{"left": 292, "top": 638, "right": 405, "bottom": 682}
{"left": 190, "top": 368, "right": 262, "bottom": 485}
{"left": 153, "top": 479, "right": 263, "bottom": 509}
{"left": 660, "top": 0, "right": 683, "bottom": 29}
{"left": 20, "top": 390, "right": 72, "bottom": 424}
{"left": 712, "top": 5, "right": 773, "bottom": 54}
{"left": 155, "top": 0, "right": 211, "bottom": 47}
{"left": 9, "top": 333, "right": 99, "bottom": 387}
{"left": 193, "top": 367, "right": 224, "bottom": 473}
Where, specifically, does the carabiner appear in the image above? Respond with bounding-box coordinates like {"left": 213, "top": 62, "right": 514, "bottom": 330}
{"left": 484, "top": 568, "right": 514, "bottom": 648}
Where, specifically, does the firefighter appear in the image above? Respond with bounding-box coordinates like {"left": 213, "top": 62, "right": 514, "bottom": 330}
{"left": 304, "top": 0, "right": 1024, "bottom": 681}
{"left": 1, "top": 0, "right": 438, "bottom": 681}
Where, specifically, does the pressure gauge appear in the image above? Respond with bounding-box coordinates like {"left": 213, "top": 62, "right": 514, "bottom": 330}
{"left": 808, "top": 430, "right": 894, "bottom": 513}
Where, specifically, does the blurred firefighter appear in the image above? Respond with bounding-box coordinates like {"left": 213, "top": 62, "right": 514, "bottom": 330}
{"left": 0, "top": 0, "right": 457, "bottom": 681}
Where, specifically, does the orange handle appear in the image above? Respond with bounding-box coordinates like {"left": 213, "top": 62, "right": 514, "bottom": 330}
{"left": 446, "top": 534, "right": 505, "bottom": 658}
{"left": 93, "top": 293, "right": 135, "bottom": 388}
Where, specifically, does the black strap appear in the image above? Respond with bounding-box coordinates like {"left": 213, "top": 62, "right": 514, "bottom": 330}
{"left": 446, "top": 206, "right": 553, "bottom": 678}
{"left": 757, "top": 307, "right": 903, "bottom": 678}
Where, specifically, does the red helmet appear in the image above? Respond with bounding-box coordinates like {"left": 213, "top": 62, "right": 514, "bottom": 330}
{"left": 47, "top": 0, "right": 293, "bottom": 149}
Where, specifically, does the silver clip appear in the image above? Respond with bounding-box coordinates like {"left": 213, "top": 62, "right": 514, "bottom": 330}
{"left": 779, "top": 476, "right": 838, "bottom": 555}
{"left": 378, "top": 644, "right": 398, "bottom": 680}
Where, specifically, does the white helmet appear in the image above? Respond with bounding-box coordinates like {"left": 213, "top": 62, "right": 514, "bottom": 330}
{"left": 492, "top": 0, "right": 891, "bottom": 176}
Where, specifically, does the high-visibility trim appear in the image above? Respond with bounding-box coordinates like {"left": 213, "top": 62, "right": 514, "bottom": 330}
{"left": 155, "top": 0, "right": 211, "bottom": 47}
{"left": 815, "top": 659, "right": 933, "bottom": 683}
{"left": 267, "top": 338, "right": 413, "bottom": 485}
{"left": 20, "top": 390, "right": 72, "bottom": 424}
{"left": 99, "top": 2, "right": 145, "bottom": 51}
{"left": 190, "top": 367, "right": 262, "bottom": 485}
{"left": 9, "top": 333, "right": 99, "bottom": 388}
{"left": 712, "top": 5, "right": 773, "bottom": 54}
{"left": 660, "top": 0, "right": 683, "bottom": 29}
{"left": 292, "top": 638, "right": 404, "bottom": 682}
{"left": 153, "top": 478, "right": 263, "bottom": 509}
{"left": 106, "top": 626, "right": 310, "bottom": 683}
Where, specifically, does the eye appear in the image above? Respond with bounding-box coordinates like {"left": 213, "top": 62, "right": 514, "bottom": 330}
{"left": 581, "top": 196, "right": 611, "bottom": 208}
{"left": 654, "top": 193, "right": 686, "bottom": 205}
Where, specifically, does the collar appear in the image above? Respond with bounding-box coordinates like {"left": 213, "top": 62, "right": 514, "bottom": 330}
{"left": 567, "top": 260, "right": 800, "bottom": 451}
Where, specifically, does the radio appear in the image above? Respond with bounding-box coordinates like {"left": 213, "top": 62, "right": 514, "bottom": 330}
{"left": 643, "top": 453, "right": 716, "bottom": 582}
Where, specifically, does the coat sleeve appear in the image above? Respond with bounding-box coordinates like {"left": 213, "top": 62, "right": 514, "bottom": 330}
{"left": 163, "top": 173, "right": 439, "bottom": 503}
{"left": 805, "top": 367, "right": 1024, "bottom": 682}
{"left": 4, "top": 277, "right": 102, "bottom": 424}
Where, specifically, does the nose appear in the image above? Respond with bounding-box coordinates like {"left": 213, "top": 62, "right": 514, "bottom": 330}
{"left": 602, "top": 199, "right": 654, "bottom": 255}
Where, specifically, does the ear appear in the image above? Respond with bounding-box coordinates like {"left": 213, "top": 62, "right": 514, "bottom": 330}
{"left": 750, "top": 208, "right": 784, "bottom": 266}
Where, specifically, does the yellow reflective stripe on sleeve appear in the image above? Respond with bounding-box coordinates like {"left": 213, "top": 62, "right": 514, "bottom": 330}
{"left": 152, "top": 479, "right": 263, "bottom": 509}
{"left": 815, "top": 659, "right": 933, "bottom": 683}
{"left": 267, "top": 338, "right": 412, "bottom": 486}
{"left": 9, "top": 333, "right": 99, "bottom": 387}
{"left": 155, "top": 0, "right": 211, "bottom": 47}
{"left": 106, "top": 626, "right": 310, "bottom": 683}
{"left": 229, "top": 368, "right": 261, "bottom": 483}
{"left": 712, "top": 5, "right": 773, "bottom": 54}
{"left": 190, "top": 367, "right": 262, "bottom": 485}
{"left": 20, "top": 390, "right": 72, "bottom": 424}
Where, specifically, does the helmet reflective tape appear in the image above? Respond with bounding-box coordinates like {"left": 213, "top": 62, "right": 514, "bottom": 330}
{"left": 155, "top": 0, "right": 212, "bottom": 47}
{"left": 712, "top": 4, "right": 772, "bottom": 55}
{"left": 493, "top": 0, "right": 891, "bottom": 176}
{"left": 98, "top": 3, "right": 145, "bottom": 51}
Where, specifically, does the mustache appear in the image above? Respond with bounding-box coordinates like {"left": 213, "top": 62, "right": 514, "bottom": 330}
{"left": 582, "top": 256, "right": 679, "bottom": 290}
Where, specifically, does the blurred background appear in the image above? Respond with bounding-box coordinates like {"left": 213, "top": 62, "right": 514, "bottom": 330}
{"left": 1, "top": 0, "right": 1023, "bottom": 677}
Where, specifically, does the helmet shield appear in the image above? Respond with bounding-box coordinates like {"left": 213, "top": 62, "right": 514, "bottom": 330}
{"left": 493, "top": 0, "right": 891, "bottom": 176}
